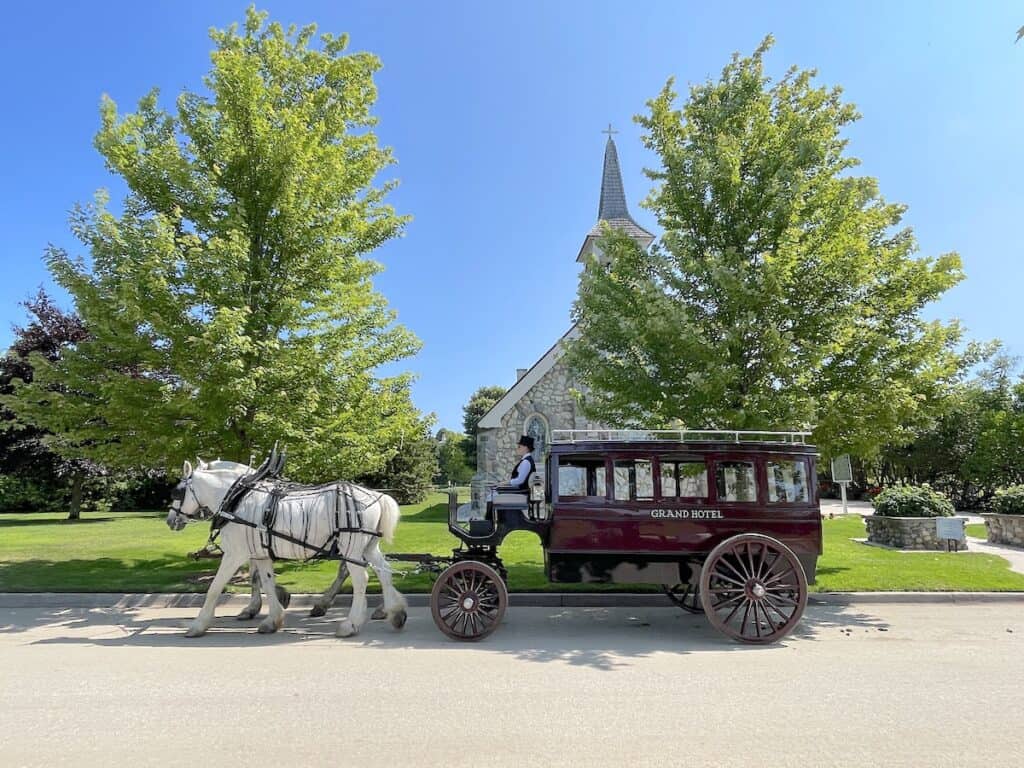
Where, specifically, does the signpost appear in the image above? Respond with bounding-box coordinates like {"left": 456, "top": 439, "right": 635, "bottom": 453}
{"left": 831, "top": 454, "right": 853, "bottom": 516}
{"left": 936, "top": 517, "right": 965, "bottom": 552}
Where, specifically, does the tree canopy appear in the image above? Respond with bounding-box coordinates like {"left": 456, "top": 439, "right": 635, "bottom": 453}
{"left": 461, "top": 385, "right": 506, "bottom": 465}
{"left": 2, "top": 8, "right": 422, "bottom": 481}
{"left": 566, "top": 37, "right": 974, "bottom": 459}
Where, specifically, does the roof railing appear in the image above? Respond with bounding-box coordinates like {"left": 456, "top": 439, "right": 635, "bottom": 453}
{"left": 550, "top": 429, "right": 813, "bottom": 445}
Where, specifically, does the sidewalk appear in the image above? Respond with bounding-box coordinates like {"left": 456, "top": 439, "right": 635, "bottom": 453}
{"left": 2, "top": 590, "right": 1023, "bottom": 610}
{"left": 967, "top": 535, "right": 1024, "bottom": 575}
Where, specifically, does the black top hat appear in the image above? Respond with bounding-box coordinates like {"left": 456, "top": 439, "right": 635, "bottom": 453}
{"left": 517, "top": 434, "right": 535, "bottom": 451}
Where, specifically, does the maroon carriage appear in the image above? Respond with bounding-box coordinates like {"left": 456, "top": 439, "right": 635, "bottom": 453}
{"left": 428, "top": 429, "right": 821, "bottom": 644}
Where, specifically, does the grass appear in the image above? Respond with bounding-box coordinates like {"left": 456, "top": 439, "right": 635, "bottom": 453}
{"left": 965, "top": 523, "right": 988, "bottom": 539}
{"left": 2, "top": 495, "right": 1023, "bottom": 593}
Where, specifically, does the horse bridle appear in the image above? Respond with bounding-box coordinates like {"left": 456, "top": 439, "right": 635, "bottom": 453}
{"left": 168, "top": 477, "right": 215, "bottom": 521}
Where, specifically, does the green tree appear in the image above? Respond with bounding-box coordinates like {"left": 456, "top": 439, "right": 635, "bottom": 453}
{"left": 566, "top": 37, "right": 972, "bottom": 459}
{"left": 356, "top": 422, "right": 438, "bottom": 504}
{"left": 2, "top": 8, "right": 422, "bottom": 482}
{"left": 461, "top": 385, "right": 506, "bottom": 465}
{"left": 0, "top": 290, "right": 102, "bottom": 519}
{"left": 436, "top": 429, "right": 473, "bottom": 484}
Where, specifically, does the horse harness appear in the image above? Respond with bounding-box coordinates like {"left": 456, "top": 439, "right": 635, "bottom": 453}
{"left": 205, "top": 473, "right": 385, "bottom": 568}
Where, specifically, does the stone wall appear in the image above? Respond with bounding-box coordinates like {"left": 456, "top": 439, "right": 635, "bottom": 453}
{"left": 864, "top": 516, "right": 969, "bottom": 550}
{"left": 476, "top": 356, "right": 607, "bottom": 482}
{"left": 981, "top": 513, "right": 1024, "bottom": 547}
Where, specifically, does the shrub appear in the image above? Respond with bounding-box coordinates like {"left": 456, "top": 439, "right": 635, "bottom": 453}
{"left": 0, "top": 475, "right": 62, "bottom": 512}
{"left": 990, "top": 485, "right": 1024, "bottom": 515}
{"left": 872, "top": 484, "right": 955, "bottom": 518}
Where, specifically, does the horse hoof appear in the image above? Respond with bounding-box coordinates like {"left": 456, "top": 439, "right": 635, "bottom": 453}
{"left": 309, "top": 604, "right": 327, "bottom": 618}
{"left": 389, "top": 609, "right": 408, "bottom": 630}
{"left": 257, "top": 620, "right": 277, "bottom": 634}
{"left": 336, "top": 621, "right": 357, "bottom": 638}
{"left": 184, "top": 624, "right": 206, "bottom": 638}
{"left": 371, "top": 605, "right": 387, "bottom": 621}
{"left": 235, "top": 609, "right": 257, "bottom": 621}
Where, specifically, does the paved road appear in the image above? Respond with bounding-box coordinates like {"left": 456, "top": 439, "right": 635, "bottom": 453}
{"left": 2, "top": 603, "right": 1022, "bottom": 767}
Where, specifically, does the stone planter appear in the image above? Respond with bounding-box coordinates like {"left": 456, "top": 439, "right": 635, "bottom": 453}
{"left": 981, "top": 513, "right": 1024, "bottom": 547}
{"left": 864, "top": 515, "right": 968, "bottom": 550}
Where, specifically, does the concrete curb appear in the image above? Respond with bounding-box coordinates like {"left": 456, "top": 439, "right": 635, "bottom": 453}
{"left": 2, "top": 590, "right": 1024, "bottom": 610}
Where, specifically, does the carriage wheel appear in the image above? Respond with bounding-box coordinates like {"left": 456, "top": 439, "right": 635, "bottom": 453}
{"left": 662, "top": 583, "right": 704, "bottom": 614}
{"left": 700, "top": 534, "right": 807, "bottom": 644}
{"left": 431, "top": 561, "right": 508, "bottom": 641}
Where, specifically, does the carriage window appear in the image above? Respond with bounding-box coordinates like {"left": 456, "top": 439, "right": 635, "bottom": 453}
{"left": 767, "top": 459, "right": 809, "bottom": 503}
{"left": 660, "top": 461, "right": 708, "bottom": 499}
{"left": 715, "top": 461, "right": 757, "bottom": 502}
{"left": 558, "top": 460, "right": 606, "bottom": 498}
{"left": 613, "top": 460, "right": 654, "bottom": 501}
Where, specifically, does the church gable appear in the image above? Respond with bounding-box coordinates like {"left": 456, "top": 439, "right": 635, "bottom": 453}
{"left": 481, "top": 354, "right": 602, "bottom": 478}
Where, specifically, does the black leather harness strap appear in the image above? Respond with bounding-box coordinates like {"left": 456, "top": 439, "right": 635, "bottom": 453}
{"left": 212, "top": 478, "right": 383, "bottom": 567}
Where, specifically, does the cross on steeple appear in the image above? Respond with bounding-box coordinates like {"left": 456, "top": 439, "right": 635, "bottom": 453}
{"left": 601, "top": 123, "right": 619, "bottom": 139}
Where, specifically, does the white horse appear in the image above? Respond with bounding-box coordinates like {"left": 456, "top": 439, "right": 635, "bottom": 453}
{"left": 166, "top": 460, "right": 407, "bottom": 638}
{"left": 195, "top": 459, "right": 381, "bottom": 621}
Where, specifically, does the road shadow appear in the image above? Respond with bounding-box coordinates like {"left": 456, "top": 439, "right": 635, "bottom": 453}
{"left": 1, "top": 599, "right": 892, "bottom": 671}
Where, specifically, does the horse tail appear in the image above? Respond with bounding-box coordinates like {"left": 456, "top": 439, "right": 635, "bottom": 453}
{"left": 376, "top": 493, "right": 401, "bottom": 544}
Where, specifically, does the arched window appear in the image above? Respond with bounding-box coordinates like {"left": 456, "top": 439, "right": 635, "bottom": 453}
{"left": 524, "top": 412, "right": 549, "bottom": 461}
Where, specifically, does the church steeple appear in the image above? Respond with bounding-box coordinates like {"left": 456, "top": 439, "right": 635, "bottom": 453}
{"left": 577, "top": 126, "right": 655, "bottom": 264}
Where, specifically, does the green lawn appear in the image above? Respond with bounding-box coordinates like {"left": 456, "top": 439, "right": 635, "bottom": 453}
{"left": 965, "top": 523, "right": 988, "bottom": 539}
{"left": 2, "top": 495, "right": 1023, "bottom": 593}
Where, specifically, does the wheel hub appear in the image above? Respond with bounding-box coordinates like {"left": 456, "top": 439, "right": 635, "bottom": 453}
{"left": 460, "top": 593, "right": 477, "bottom": 612}
{"left": 749, "top": 581, "right": 766, "bottom": 599}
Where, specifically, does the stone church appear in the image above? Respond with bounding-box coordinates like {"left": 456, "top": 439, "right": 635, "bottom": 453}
{"left": 472, "top": 132, "right": 654, "bottom": 488}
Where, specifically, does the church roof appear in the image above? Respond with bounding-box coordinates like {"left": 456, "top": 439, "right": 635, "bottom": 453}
{"left": 477, "top": 326, "right": 579, "bottom": 430}
{"left": 577, "top": 135, "right": 654, "bottom": 262}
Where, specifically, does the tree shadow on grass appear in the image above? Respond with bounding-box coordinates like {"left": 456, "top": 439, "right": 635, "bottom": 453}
{"left": 0, "top": 517, "right": 119, "bottom": 527}
{"left": 1, "top": 598, "right": 891, "bottom": 671}
{"left": 398, "top": 502, "right": 448, "bottom": 524}
{"left": 0, "top": 512, "right": 164, "bottom": 528}
{"left": 0, "top": 557, "right": 216, "bottom": 593}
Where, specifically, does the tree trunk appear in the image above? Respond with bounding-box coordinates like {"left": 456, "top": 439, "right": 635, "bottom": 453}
{"left": 68, "top": 473, "right": 84, "bottom": 521}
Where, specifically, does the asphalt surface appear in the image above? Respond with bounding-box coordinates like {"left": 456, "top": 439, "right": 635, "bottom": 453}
{"left": 2, "top": 602, "right": 1022, "bottom": 767}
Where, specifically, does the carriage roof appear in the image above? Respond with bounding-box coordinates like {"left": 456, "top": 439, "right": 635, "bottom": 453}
{"left": 549, "top": 429, "right": 818, "bottom": 456}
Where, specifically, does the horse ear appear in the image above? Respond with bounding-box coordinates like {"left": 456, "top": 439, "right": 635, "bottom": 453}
{"left": 196, "top": 456, "right": 208, "bottom": 470}
{"left": 182, "top": 460, "right": 193, "bottom": 478}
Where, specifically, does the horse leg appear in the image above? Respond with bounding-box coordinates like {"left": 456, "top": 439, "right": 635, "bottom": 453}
{"left": 275, "top": 583, "right": 292, "bottom": 609}
{"left": 310, "top": 561, "right": 349, "bottom": 618}
{"left": 336, "top": 564, "right": 369, "bottom": 638}
{"left": 366, "top": 545, "right": 408, "bottom": 630}
{"left": 252, "top": 558, "right": 286, "bottom": 634}
{"left": 185, "top": 548, "right": 249, "bottom": 637}
{"left": 236, "top": 562, "right": 264, "bottom": 620}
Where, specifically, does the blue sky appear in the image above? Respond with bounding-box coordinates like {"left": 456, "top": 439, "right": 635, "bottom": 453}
{"left": 1, "top": 1, "right": 1022, "bottom": 431}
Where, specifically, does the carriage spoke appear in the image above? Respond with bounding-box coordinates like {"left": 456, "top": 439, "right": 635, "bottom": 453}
{"left": 755, "top": 545, "right": 770, "bottom": 581}
{"left": 765, "top": 573, "right": 794, "bottom": 589}
{"left": 709, "top": 571, "right": 747, "bottom": 589}
{"left": 758, "top": 551, "right": 781, "bottom": 581}
{"left": 746, "top": 544, "right": 759, "bottom": 587}
{"left": 763, "top": 590, "right": 799, "bottom": 606}
{"left": 761, "top": 595, "right": 793, "bottom": 623}
{"left": 709, "top": 593, "right": 745, "bottom": 611}
{"left": 721, "top": 555, "right": 750, "bottom": 583}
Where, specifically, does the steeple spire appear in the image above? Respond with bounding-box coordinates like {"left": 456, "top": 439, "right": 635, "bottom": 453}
{"left": 577, "top": 127, "right": 654, "bottom": 264}
{"left": 597, "top": 132, "right": 631, "bottom": 221}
